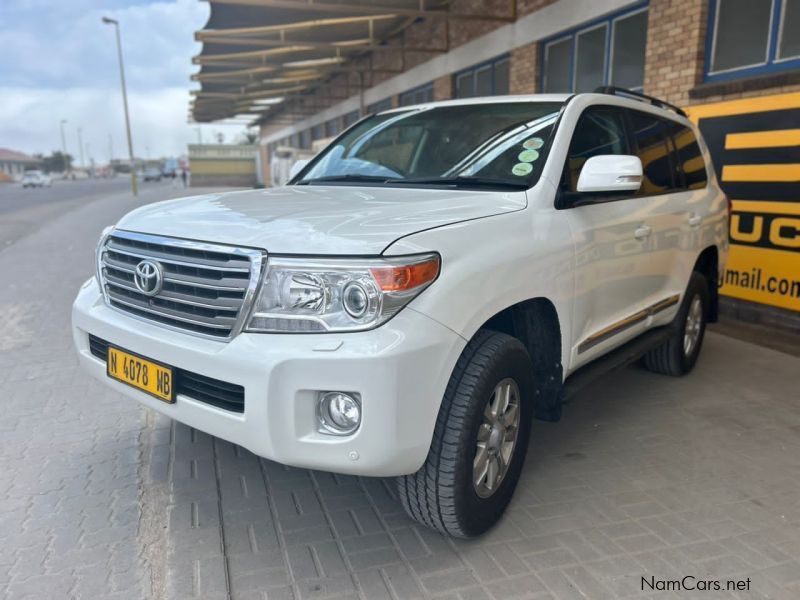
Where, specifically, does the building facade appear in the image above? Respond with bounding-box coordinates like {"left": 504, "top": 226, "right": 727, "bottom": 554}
{"left": 0, "top": 148, "right": 43, "bottom": 182}
{"left": 187, "top": 144, "right": 259, "bottom": 188}
{"left": 195, "top": 0, "right": 799, "bottom": 327}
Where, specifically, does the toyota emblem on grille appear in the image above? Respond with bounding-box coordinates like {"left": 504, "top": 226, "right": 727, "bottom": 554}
{"left": 134, "top": 259, "right": 163, "bottom": 296}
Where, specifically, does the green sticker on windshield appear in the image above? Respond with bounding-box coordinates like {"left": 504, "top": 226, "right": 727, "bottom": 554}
{"left": 517, "top": 149, "right": 540, "bottom": 163}
{"left": 511, "top": 162, "right": 533, "bottom": 176}
{"left": 523, "top": 137, "right": 544, "bottom": 150}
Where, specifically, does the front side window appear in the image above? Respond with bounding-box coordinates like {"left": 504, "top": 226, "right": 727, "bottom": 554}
{"left": 628, "top": 110, "right": 674, "bottom": 195}
{"left": 542, "top": 6, "right": 649, "bottom": 93}
{"left": 707, "top": 0, "right": 800, "bottom": 80}
{"left": 295, "top": 102, "right": 563, "bottom": 189}
{"left": 564, "top": 107, "right": 629, "bottom": 192}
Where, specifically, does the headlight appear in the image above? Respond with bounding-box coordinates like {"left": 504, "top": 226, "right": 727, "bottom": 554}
{"left": 246, "top": 253, "right": 440, "bottom": 333}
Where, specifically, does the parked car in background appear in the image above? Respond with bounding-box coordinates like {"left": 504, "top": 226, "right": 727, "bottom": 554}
{"left": 21, "top": 170, "right": 52, "bottom": 187}
{"left": 73, "top": 88, "right": 728, "bottom": 537}
{"left": 143, "top": 167, "right": 162, "bottom": 182}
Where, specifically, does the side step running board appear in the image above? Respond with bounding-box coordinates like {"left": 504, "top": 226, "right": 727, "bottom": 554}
{"left": 563, "top": 326, "right": 674, "bottom": 402}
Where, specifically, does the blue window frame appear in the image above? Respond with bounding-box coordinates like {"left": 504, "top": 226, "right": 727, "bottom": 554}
{"left": 453, "top": 55, "right": 510, "bottom": 98}
{"left": 541, "top": 3, "right": 649, "bottom": 93}
{"left": 367, "top": 98, "right": 393, "bottom": 113}
{"left": 705, "top": 0, "right": 800, "bottom": 82}
{"left": 399, "top": 83, "right": 434, "bottom": 106}
{"left": 324, "top": 118, "right": 342, "bottom": 138}
{"left": 310, "top": 124, "right": 324, "bottom": 141}
{"left": 299, "top": 129, "right": 311, "bottom": 149}
{"left": 342, "top": 110, "right": 360, "bottom": 128}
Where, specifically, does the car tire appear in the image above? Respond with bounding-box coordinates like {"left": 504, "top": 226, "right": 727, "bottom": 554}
{"left": 643, "top": 272, "right": 709, "bottom": 376}
{"left": 396, "top": 329, "right": 534, "bottom": 537}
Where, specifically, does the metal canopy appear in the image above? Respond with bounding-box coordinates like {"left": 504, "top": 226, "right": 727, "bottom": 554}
{"left": 190, "top": 0, "right": 514, "bottom": 124}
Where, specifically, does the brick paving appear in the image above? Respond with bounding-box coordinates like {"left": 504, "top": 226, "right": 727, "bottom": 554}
{"left": 2, "top": 183, "right": 800, "bottom": 599}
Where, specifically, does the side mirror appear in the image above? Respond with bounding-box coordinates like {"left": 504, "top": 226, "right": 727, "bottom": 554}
{"left": 576, "top": 154, "right": 642, "bottom": 193}
{"left": 288, "top": 159, "right": 309, "bottom": 180}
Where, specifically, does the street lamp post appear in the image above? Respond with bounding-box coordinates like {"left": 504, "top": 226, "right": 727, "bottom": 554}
{"left": 77, "top": 127, "right": 85, "bottom": 169}
{"left": 102, "top": 16, "right": 138, "bottom": 196}
{"left": 59, "top": 119, "right": 70, "bottom": 173}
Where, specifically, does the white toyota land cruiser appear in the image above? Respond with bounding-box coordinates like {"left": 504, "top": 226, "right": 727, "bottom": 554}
{"left": 73, "top": 88, "right": 728, "bottom": 537}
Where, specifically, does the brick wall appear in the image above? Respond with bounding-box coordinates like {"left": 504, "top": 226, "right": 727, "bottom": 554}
{"left": 644, "top": 0, "right": 800, "bottom": 107}
{"left": 433, "top": 75, "right": 453, "bottom": 101}
{"left": 262, "top": 0, "right": 550, "bottom": 133}
{"left": 643, "top": 0, "right": 707, "bottom": 106}
{"left": 262, "top": 0, "right": 799, "bottom": 141}
{"left": 510, "top": 40, "right": 539, "bottom": 94}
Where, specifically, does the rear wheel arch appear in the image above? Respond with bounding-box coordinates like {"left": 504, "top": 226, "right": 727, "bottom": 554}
{"left": 693, "top": 245, "right": 719, "bottom": 322}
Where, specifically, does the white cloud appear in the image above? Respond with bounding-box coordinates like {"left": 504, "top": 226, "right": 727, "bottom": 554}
{"left": 0, "top": 0, "right": 247, "bottom": 160}
{"left": 1, "top": 86, "right": 195, "bottom": 160}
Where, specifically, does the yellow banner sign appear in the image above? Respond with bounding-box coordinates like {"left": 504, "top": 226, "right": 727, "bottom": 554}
{"left": 685, "top": 93, "right": 800, "bottom": 312}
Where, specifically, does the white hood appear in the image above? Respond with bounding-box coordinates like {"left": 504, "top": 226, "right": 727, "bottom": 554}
{"left": 115, "top": 185, "right": 527, "bottom": 255}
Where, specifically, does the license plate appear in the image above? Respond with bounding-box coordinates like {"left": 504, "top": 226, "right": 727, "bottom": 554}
{"left": 107, "top": 346, "right": 175, "bottom": 403}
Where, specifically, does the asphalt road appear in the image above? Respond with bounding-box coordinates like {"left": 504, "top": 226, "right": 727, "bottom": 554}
{"left": 0, "top": 178, "right": 175, "bottom": 248}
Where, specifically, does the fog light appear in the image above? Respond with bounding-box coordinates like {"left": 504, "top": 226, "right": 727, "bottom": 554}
{"left": 318, "top": 392, "right": 361, "bottom": 435}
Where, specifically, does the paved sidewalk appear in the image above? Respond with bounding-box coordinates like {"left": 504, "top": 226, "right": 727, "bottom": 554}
{"left": 2, "top": 185, "right": 800, "bottom": 599}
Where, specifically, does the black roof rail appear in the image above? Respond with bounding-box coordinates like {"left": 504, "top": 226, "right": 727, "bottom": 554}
{"left": 593, "top": 86, "right": 688, "bottom": 118}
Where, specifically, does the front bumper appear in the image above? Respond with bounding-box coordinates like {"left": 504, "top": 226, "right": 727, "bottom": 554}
{"left": 72, "top": 277, "right": 465, "bottom": 476}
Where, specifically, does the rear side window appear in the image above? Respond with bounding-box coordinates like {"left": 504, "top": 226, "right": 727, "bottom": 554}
{"left": 564, "top": 106, "right": 629, "bottom": 192}
{"left": 628, "top": 110, "right": 674, "bottom": 195}
{"left": 670, "top": 123, "right": 708, "bottom": 189}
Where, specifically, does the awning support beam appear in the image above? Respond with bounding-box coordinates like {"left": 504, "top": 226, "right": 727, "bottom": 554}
{"left": 203, "top": 0, "right": 515, "bottom": 22}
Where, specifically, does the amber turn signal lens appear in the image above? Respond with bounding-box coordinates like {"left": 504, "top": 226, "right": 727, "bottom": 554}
{"left": 370, "top": 256, "right": 440, "bottom": 292}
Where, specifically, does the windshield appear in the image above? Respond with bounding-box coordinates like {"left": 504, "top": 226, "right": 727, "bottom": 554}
{"left": 295, "top": 102, "right": 562, "bottom": 189}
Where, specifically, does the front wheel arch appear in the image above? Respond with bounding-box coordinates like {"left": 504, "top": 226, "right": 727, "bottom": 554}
{"left": 478, "top": 297, "right": 564, "bottom": 421}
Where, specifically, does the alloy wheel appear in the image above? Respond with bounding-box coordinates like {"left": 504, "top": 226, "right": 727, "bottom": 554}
{"left": 473, "top": 378, "right": 521, "bottom": 498}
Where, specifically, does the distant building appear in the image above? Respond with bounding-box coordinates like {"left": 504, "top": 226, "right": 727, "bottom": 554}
{"left": 187, "top": 144, "right": 257, "bottom": 188}
{"left": 0, "top": 148, "right": 43, "bottom": 182}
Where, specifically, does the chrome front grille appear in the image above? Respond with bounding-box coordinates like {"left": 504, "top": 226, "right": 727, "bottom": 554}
{"left": 98, "top": 230, "right": 265, "bottom": 339}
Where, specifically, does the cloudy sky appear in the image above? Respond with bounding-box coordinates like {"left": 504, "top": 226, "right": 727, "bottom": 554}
{"left": 0, "top": 0, "right": 246, "bottom": 162}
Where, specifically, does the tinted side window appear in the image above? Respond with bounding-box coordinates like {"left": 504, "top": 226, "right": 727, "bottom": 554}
{"left": 671, "top": 123, "right": 708, "bottom": 189}
{"left": 628, "top": 110, "right": 674, "bottom": 195}
{"left": 565, "top": 107, "right": 629, "bottom": 192}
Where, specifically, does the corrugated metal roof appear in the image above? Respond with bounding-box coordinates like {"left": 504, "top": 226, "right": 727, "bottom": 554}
{"left": 0, "top": 148, "right": 42, "bottom": 163}
{"left": 190, "top": 0, "right": 511, "bottom": 124}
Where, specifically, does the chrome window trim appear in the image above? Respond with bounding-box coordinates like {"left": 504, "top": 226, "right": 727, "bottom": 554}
{"left": 97, "top": 229, "right": 266, "bottom": 342}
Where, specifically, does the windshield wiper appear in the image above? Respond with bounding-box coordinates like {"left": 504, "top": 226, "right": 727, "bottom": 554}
{"left": 398, "top": 176, "right": 529, "bottom": 190}
{"left": 298, "top": 174, "right": 529, "bottom": 190}
{"left": 297, "top": 174, "right": 399, "bottom": 185}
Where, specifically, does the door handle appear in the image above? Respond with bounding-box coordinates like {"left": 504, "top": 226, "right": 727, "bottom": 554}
{"left": 634, "top": 225, "right": 652, "bottom": 240}
{"left": 688, "top": 213, "right": 702, "bottom": 227}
